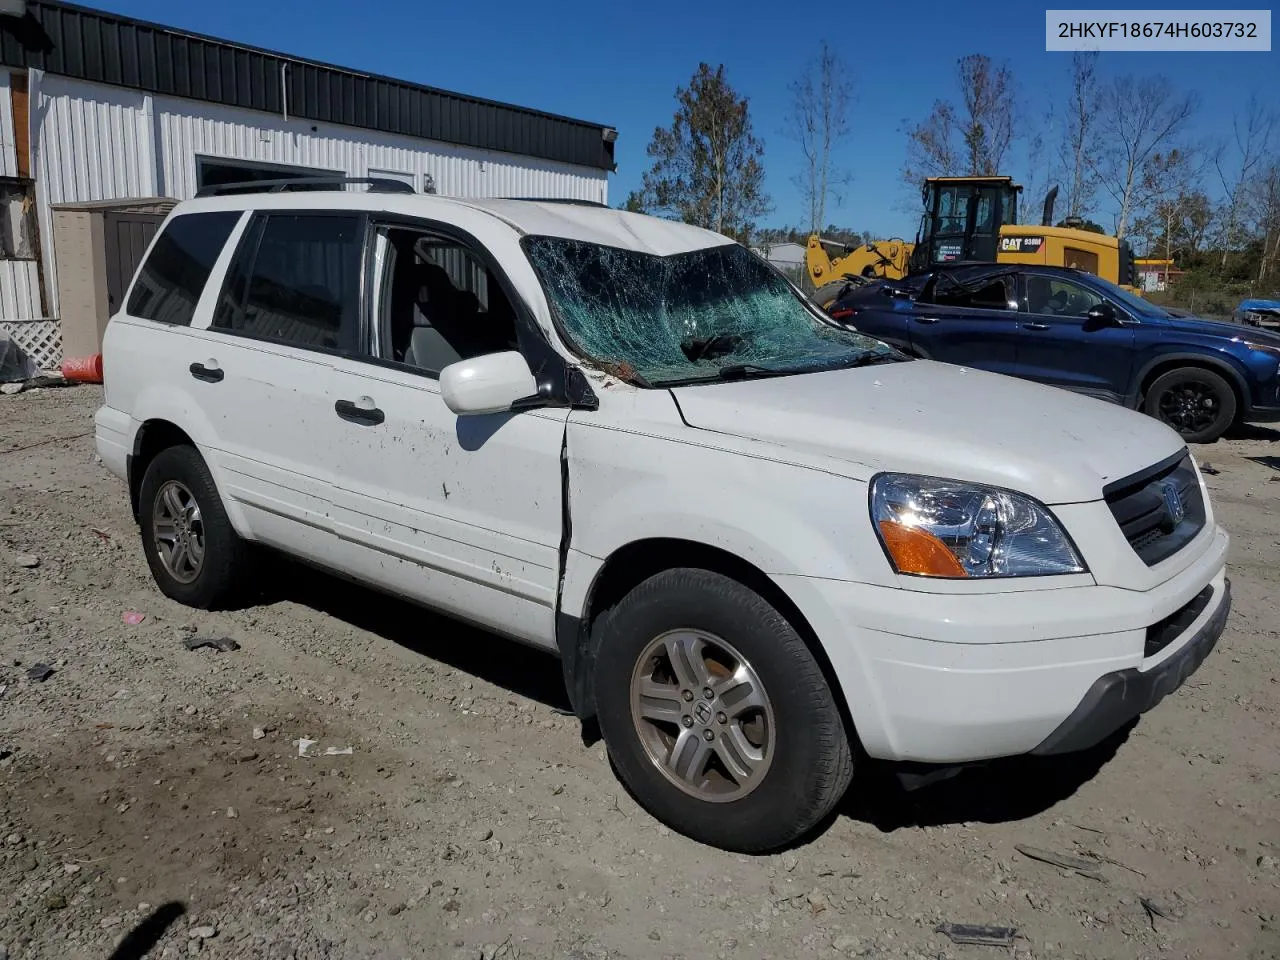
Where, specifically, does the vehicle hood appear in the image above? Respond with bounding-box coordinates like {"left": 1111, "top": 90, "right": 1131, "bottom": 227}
{"left": 670, "top": 360, "right": 1185, "bottom": 504}
{"left": 1159, "top": 314, "right": 1280, "bottom": 346}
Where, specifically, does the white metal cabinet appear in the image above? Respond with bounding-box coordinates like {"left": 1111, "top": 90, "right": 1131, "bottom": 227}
{"left": 321, "top": 357, "right": 568, "bottom": 648}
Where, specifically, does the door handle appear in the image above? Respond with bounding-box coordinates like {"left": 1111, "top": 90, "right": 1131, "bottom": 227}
{"left": 335, "top": 398, "right": 385, "bottom": 426}
{"left": 189, "top": 361, "right": 223, "bottom": 383}
{"left": 913, "top": 316, "right": 940, "bottom": 325}
{"left": 1022, "top": 322, "right": 1051, "bottom": 331}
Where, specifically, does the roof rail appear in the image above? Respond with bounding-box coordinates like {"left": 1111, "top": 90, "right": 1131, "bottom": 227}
{"left": 497, "top": 197, "right": 608, "bottom": 208}
{"left": 195, "top": 176, "right": 417, "bottom": 198}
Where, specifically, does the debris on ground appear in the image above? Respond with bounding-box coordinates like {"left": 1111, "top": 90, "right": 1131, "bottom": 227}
{"left": 252, "top": 727, "right": 266, "bottom": 740}
{"left": 25, "top": 663, "right": 55, "bottom": 683}
{"left": 934, "top": 923, "right": 1017, "bottom": 946}
{"left": 323, "top": 746, "right": 353, "bottom": 756}
{"left": 122, "top": 611, "right": 146, "bottom": 626}
{"left": 91, "top": 528, "right": 111, "bottom": 542}
{"left": 182, "top": 636, "right": 241, "bottom": 653}
{"left": 1015, "top": 844, "right": 1107, "bottom": 882}
{"left": 1200, "top": 462, "right": 1221, "bottom": 475}
{"left": 295, "top": 738, "right": 318, "bottom": 758}
{"left": 1140, "top": 896, "right": 1178, "bottom": 929}
{"left": 13, "top": 554, "right": 39, "bottom": 569}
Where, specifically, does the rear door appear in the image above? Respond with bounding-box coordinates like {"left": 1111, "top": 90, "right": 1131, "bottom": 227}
{"left": 907, "top": 270, "right": 1021, "bottom": 376}
{"left": 1016, "top": 272, "right": 1136, "bottom": 403}
{"left": 192, "top": 211, "right": 365, "bottom": 562}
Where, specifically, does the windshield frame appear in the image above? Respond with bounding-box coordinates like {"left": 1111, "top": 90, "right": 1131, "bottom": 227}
{"left": 519, "top": 234, "right": 899, "bottom": 388}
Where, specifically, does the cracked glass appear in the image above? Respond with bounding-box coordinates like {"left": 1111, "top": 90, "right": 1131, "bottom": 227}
{"left": 523, "top": 236, "right": 893, "bottom": 386}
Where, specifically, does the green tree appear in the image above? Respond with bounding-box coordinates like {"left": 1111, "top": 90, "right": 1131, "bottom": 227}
{"left": 638, "top": 63, "right": 770, "bottom": 242}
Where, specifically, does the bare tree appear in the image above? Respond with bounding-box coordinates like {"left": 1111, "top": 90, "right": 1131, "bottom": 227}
{"left": 786, "top": 42, "right": 853, "bottom": 235}
{"left": 957, "top": 54, "right": 1015, "bottom": 175}
{"left": 1213, "top": 91, "right": 1276, "bottom": 267}
{"left": 903, "top": 99, "right": 960, "bottom": 186}
{"left": 1247, "top": 163, "right": 1280, "bottom": 281}
{"left": 902, "top": 54, "right": 1015, "bottom": 191}
{"left": 1090, "top": 74, "right": 1197, "bottom": 240}
{"left": 1055, "top": 52, "right": 1101, "bottom": 220}
{"left": 1132, "top": 149, "right": 1207, "bottom": 261}
{"left": 639, "top": 63, "right": 770, "bottom": 242}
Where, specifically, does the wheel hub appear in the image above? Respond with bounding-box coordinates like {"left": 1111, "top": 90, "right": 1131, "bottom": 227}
{"left": 629, "top": 629, "right": 775, "bottom": 803}
{"left": 152, "top": 480, "right": 205, "bottom": 584}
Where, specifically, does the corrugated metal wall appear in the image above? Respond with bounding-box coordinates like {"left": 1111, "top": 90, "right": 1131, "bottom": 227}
{"left": 0, "top": 260, "right": 40, "bottom": 318}
{"left": 28, "top": 72, "right": 610, "bottom": 321}
{"left": 0, "top": 72, "right": 17, "bottom": 177}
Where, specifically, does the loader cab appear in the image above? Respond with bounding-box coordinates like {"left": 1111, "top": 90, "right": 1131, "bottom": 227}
{"left": 911, "top": 177, "right": 1021, "bottom": 271}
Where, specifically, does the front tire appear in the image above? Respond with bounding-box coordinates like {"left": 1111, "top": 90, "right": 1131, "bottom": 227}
{"left": 1144, "top": 367, "right": 1237, "bottom": 443}
{"left": 138, "top": 445, "right": 247, "bottom": 609}
{"left": 593, "top": 569, "right": 853, "bottom": 852}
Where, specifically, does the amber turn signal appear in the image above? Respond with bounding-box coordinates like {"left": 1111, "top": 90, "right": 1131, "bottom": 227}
{"left": 878, "top": 520, "right": 967, "bottom": 578}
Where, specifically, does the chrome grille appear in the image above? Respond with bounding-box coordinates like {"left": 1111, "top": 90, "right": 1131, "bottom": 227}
{"left": 1104, "top": 452, "right": 1206, "bottom": 566}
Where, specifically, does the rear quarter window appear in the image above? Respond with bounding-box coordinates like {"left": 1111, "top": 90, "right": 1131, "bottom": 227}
{"left": 126, "top": 211, "right": 241, "bottom": 326}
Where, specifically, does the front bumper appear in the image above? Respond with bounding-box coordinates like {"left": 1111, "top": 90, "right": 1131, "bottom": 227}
{"left": 775, "top": 523, "right": 1230, "bottom": 763}
{"left": 1032, "top": 578, "right": 1230, "bottom": 754}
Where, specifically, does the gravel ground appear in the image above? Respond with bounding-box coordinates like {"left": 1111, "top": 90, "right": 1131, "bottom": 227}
{"left": 1, "top": 384, "right": 1278, "bottom": 960}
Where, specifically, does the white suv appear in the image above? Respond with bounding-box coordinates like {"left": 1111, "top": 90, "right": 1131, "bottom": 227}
{"left": 96, "top": 181, "right": 1231, "bottom": 852}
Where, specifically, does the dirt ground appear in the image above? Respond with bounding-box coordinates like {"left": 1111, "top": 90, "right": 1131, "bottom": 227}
{"left": 1, "top": 384, "right": 1277, "bottom": 960}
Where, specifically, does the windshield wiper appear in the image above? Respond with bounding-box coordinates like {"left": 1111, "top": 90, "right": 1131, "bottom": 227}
{"left": 713, "top": 363, "right": 797, "bottom": 381}
{"left": 681, "top": 333, "right": 745, "bottom": 363}
{"left": 841, "top": 350, "right": 904, "bottom": 368}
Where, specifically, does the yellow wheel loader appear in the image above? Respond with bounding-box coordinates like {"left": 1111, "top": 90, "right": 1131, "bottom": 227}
{"left": 807, "top": 177, "right": 1137, "bottom": 304}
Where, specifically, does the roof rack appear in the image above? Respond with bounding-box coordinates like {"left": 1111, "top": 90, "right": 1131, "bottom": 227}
{"left": 497, "top": 197, "right": 608, "bottom": 208}
{"left": 195, "top": 176, "right": 417, "bottom": 198}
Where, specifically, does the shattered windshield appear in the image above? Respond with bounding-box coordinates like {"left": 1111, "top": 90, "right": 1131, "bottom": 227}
{"left": 523, "top": 236, "right": 895, "bottom": 385}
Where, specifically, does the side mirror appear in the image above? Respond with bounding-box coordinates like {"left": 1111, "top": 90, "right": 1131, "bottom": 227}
{"left": 440, "top": 351, "right": 538, "bottom": 416}
{"left": 1084, "top": 302, "right": 1119, "bottom": 328}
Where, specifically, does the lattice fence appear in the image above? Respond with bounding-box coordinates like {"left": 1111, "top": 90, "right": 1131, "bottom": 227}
{"left": 0, "top": 319, "right": 62, "bottom": 371}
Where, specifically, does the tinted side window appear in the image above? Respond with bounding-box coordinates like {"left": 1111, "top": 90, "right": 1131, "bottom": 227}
{"left": 212, "top": 214, "right": 362, "bottom": 352}
{"left": 126, "top": 212, "right": 240, "bottom": 325}
{"left": 1025, "top": 276, "right": 1104, "bottom": 317}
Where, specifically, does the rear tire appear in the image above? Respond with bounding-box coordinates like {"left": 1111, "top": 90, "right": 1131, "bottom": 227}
{"left": 138, "top": 445, "right": 248, "bottom": 609}
{"left": 1144, "top": 367, "right": 1236, "bottom": 443}
{"left": 593, "top": 568, "right": 854, "bottom": 853}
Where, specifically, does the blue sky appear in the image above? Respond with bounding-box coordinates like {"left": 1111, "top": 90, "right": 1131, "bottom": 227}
{"left": 97, "top": 0, "right": 1274, "bottom": 237}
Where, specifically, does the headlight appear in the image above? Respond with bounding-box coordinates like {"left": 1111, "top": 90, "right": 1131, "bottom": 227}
{"left": 870, "top": 474, "right": 1086, "bottom": 578}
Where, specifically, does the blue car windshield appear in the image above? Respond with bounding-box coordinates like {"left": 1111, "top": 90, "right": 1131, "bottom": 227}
{"left": 523, "top": 236, "right": 893, "bottom": 385}
{"left": 1089, "top": 275, "right": 1170, "bottom": 317}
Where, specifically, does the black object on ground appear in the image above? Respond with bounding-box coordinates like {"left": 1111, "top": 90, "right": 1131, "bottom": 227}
{"left": 25, "top": 663, "right": 55, "bottom": 682}
{"left": 182, "top": 636, "right": 241, "bottom": 653}
{"left": 934, "top": 923, "right": 1017, "bottom": 946}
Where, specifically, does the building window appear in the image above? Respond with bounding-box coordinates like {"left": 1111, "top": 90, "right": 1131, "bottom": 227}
{"left": 196, "top": 156, "right": 341, "bottom": 194}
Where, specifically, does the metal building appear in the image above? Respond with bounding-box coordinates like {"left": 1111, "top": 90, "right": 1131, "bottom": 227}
{"left": 0, "top": 0, "right": 617, "bottom": 367}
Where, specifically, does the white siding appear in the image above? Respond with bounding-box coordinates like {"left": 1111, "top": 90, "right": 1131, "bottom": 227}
{"left": 29, "top": 72, "right": 610, "bottom": 321}
{"left": 0, "top": 260, "right": 40, "bottom": 318}
{"left": 0, "top": 72, "right": 18, "bottom": 178}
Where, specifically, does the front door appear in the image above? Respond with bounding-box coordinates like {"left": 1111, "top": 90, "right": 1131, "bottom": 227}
{"left": 323, "top": 223, "right": 567, "bottom": 648}
{"left": 1017, "top": 273, "right": 1136, "bottom": 403}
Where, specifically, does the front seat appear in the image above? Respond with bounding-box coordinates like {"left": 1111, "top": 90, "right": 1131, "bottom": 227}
{"left": 403, "top": 264, "right": 465, "bottom": 374}
{"left": 1026, "top": 277, "right": 1052, "bottom": 314}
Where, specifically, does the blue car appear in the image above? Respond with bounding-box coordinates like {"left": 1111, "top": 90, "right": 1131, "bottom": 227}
{"left": 827, "top": 264, "right": 1280, "bottom": 443}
